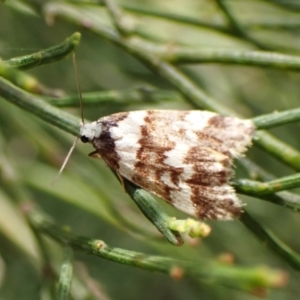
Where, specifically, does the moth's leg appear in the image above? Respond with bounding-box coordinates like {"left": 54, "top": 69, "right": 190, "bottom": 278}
{"left": 88, "top": 151, "right": 102, "bottom": 159}
{"left": 116, "top": 172, "right": 126, "bottom": 192}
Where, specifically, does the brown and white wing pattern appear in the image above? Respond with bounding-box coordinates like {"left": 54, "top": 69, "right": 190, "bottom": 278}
{"left": 87, "top": 110, "right": 254, "bottom": 220}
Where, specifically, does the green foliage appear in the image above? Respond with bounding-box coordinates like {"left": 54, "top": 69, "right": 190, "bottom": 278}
{"left": 1, "top": 0, "right": 300, "bottom": 299}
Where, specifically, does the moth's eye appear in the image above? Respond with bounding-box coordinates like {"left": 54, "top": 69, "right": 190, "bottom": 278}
{"left": 80, "top": 136, "right": 89, "bottom": 143}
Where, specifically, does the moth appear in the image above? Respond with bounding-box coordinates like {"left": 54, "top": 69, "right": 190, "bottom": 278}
{"left": 79, "top": 110, "right": 254, "bottom": 220}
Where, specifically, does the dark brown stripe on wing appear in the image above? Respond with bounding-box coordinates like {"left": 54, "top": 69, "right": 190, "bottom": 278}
{"left": 92, "top": 112, "right": 129, "bottom": 170}
{"left": 190, "top": 186, "right": 242, "bottom": 219}
{"left": 133, "top": 111, "right": 187, "bottom": 202}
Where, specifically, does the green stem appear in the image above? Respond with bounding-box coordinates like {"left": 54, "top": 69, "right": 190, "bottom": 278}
{"left": 4, "top": 32, "right": 81, "bottom": 70}
{"left": 47, "top": 87, "right": 180, "bottom": 107}
{"left": 163, "top": 48, "right": 300, "bottom": 71}
{"left": 122, "top": 3, "right": 231, "bottom": 33}
{"left": 216, "top": 0, "right": 268, "bottom": 50}
{"left": 235, "top": 173, "right": 300, "bottom": 196}
{"left": 103, "top": 0, "right": 130, "bottom": 35}
{"left": 253, "top": 192, "right": 300, "bottom": 212}
{"left": 122, "top": 0, "right": 300, "bottom": 30}
{"left": 124, "top": 179, "right": 183, "bottom": 246}
{"left": 57, "top": 247, "right": 74, "bottom": 300}
{"left": 255, "top": 131, "right": 300, "bottom": 171}
{"left": 252, "top": 108, "right": 300, "bottom": 129}
{"left": 28, "top": 208, "right": 286, "bottom": 291}
{"left": 240, "top": 211, "right": 300, "bottom": 270}
{"left": 0, "top": 77, "right": 79, "bottom": 136}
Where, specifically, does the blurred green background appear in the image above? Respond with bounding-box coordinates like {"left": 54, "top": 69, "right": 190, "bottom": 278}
{"left": 1, "top": 1, "right": 300, "bottom": 299}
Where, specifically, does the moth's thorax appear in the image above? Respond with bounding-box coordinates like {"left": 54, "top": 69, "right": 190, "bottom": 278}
{"left": 80, "top": 121, "right": 102, "bottom": 142}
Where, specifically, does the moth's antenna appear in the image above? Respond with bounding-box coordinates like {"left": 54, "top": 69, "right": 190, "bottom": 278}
{"left": 52, "top": 53, "right": 83, "bottom": 185}
{"left": 51, "top": 137, "right": 79, "bottom": 185}
{"left": 72, "top": 52, "right": 85, "bottom": 124}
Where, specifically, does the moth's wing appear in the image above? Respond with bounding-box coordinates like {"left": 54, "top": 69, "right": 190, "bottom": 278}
{"left": 117, "top": 144, "right": 241, "bottom": 220}
{"left": 181, "top": 111, "right": 254, "bottom": 157}
{"left": 97, "top": 110, "right": 254, "bottom": 220}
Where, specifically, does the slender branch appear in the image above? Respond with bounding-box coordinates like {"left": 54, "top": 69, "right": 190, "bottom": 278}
{"left": 124, "top": 179, "right": 183, "bottom": 246}
{"left": 251, "top": 191, "right": 300, "bottom": 212}
{"left": 45, "top": 4, "right": 229, "bottom": 111}
{"left": 161, "top": 48, "right": 300, "bottom": 71}
{"left": 269, "top": 0, "right": 300, "bottom": 12}
{"left": 47, "top": 85, "right": 300, "bottom": 133}
{"left": 1, "top": 32, "right": 80, "bottom": 97}
{"left": 235, "top": 174, "right": 300, "bottom": 196}
{"left": 215, "top": 0, "right": 268, "bottom": 50}
{"left": 0, "top": 77, "right": 79, "bottom": 135}
{"left": 57, "top": 247, "right": 74, "bottom": 300}
{"left": 4, "top": 32, "right": 81, "bottom": 70}
{"left": 0, "top": 61, "right": 63, "bottom": 97}
{"left": 47, "top": 87, "right": 180, "bottom": 107}
{"left": 237, "top": 158, "right": 300, "bottom": 212}
{"left": 235, "top": 182, "right": 300, "bottom": 212}
{"left": 252, "top": 108, "right": 300, "bottom": 129}
{"left": 28, "top": 208, "right": 287, "bottom": 292}
{"left": 121, "top": 3, "right": 231, "bottom": 34}
{"left": 69, "top": 0, "right": 300, "bottom": 31}
{"left": 47, "top": 89, "right": 300, "bottom": 133}
{"left": 103, "top": 0, "right": 132, "bottom": 34}
{"left": 254, "top": 131, "right": 300, "bottom": 171}
{"left": 240, "top": 211, "right": 300, "bottom": 270}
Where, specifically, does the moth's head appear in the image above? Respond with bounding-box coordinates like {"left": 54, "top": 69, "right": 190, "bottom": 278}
{"left": 80, "top": 122, "right": 102, "bottom": 143}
